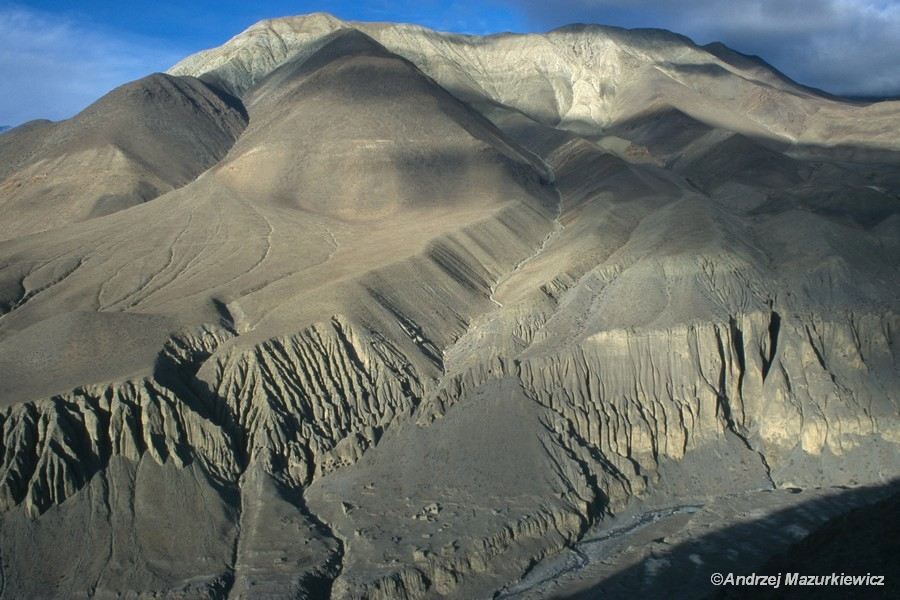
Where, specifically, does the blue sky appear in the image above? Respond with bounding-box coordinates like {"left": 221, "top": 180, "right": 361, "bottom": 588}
{"left": 2, "top": 1, "right": 899, "bottom": 126}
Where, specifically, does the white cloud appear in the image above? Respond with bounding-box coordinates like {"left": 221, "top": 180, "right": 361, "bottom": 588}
{"left": 0, "top": 6, "right": 184, "bottom": 126}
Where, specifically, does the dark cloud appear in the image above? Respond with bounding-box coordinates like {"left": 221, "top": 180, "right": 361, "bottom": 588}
{"left": 507, "top": 0, "right": 900, "bottom": 97}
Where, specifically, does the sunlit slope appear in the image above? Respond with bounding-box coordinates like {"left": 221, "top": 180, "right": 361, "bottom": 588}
{"left": 171, "top": 13, "right": 900, "bottom": 150}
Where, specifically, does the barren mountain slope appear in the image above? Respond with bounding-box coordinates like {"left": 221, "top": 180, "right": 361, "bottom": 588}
{"left": 170, "top": 13, "right": 900, "bottom": 150}
{"left": 0, "top": 74, "right": 248, "bottom": 240}
{"left": 0, "top": 17, "right": 898, "bottom": 600}
{"left": 0, "top": 30, "right": 562, "bottom": 597}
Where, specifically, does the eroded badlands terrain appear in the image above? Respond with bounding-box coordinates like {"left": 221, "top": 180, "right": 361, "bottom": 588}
{"left": 0, "top": 13, "right": 898, "bottom": 599}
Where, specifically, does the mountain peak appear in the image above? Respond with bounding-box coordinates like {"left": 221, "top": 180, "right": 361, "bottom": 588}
{"left": 168, "top": 13, "right": 900, "bottom": 149}
{"left": 293, "top": 27, "right": 394, "bottom": 65}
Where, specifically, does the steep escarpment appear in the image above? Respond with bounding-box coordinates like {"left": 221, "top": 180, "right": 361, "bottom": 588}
{"left": 519, "top": 310, "right": 898, "bottom": 495}
{"left": 0, "top": 324, "right": 239, "bottom": 517}
{"left": 202, "top": 317, "right": 425, "bottom": 484}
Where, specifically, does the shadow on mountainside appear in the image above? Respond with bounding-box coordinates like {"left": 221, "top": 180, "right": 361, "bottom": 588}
{"left": 557, "top": 480, "right": 900, "bottom": 600}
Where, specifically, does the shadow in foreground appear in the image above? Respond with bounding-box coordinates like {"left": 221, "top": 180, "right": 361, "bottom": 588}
{"left": 557, "top": 479, "right": 900, "bottom": 600}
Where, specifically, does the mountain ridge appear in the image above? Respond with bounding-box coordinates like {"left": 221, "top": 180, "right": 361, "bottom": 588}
{"left": 169, "top": 13, "right": 900, "bottom": 151}
{"left": 0, "top": 73, "right": 247, "bottom": 240}
{"left": 0, "top": 14, "right": 897, "bottom": 600}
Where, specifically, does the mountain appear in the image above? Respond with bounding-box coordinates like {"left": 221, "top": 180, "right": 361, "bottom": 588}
{"left": 0, "top": 74, "right": 246, "bottom": 240}
{"left": 170, "top": 13, "right": 900, "bottom": 150}
{"left": 0, "top": 14, "right": 898, "bottom": 600}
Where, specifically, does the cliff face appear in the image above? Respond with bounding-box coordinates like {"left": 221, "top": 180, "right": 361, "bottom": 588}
{"left": 0, "top": 15, "right": 898, "bottom": 599}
